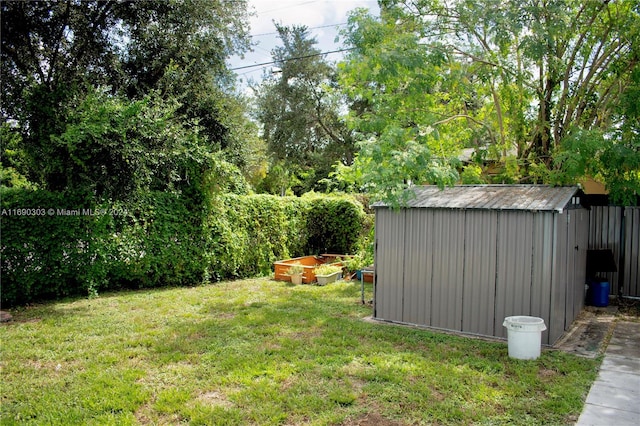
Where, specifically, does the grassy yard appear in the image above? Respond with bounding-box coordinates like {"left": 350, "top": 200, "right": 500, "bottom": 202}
{"left": 1, "top": 278, "right": 598, "bottom": 425}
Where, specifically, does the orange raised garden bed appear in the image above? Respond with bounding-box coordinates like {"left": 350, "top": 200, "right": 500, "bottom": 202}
{"left": 274, "top": 254, "right": 348, "bottom": 284}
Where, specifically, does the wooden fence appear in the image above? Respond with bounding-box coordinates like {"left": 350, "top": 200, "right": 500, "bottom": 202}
{"left": 588, "top": 206, "right": 640, "bottom": 297}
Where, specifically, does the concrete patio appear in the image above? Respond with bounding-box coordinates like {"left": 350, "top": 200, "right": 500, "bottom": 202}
{"left": 575, "top": 320, "right": 640, "bottom": 426}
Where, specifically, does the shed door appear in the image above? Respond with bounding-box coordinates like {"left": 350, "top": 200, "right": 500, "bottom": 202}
{"left": 566, "top": 209, "right": 589, "bottom": 329}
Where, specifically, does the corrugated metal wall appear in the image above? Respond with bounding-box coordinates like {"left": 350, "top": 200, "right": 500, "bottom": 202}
{"left": 494, "top": 211, "right": 534, "bottom": 339}
{"left": 588, "top": 206, "right": 640, "bottom": 297}
{"left": 624, "top": 208, "right": 640, "bottom": 297}
{"left": 551, "top": 209, "right": 589, "bottom": 342}
{"left": 374, "top": 208, "right": 589, "bottom": 345}
{"left": 530, "top": 213, "right": 555, "bottom": 341}
{"left": 374, "top": 209, "right": 405, "bottom": 322}
{"left": 462, "top": 210, "right": 498, "bottom": 337}
{"left": 571, "top": 209, "right": 589, "bottom": 322}
{"left": 429, "top": 210, "right": 465, "bottom": 331}
{"left": 402, "top": 209, "right": 435, "bottom": 326}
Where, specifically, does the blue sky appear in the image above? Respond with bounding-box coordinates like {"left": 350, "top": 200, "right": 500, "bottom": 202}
{"left": 228, "top": 0, "right": 380, "bottom": 87}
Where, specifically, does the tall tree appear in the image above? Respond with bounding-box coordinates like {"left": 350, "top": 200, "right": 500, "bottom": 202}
{"left": 549, "top": 66, "right": 640, "bottom": 205}
{"left": 254, "top": 23, "right": 355, "bottom": 194}
{"left": 1, "top": 0, "right": 253, "bottom": 194}
{"left": 337, "top": 1, "right": 639, "bottom": 204}
{"left": 336, "top": 9, "right": 462, "bottom": 203}
{"left": 403, "top": 0, "right": 638, "bottom": 163}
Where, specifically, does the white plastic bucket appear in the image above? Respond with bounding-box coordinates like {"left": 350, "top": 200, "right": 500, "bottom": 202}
{"left": 503, "top": 316, "right": 547, "bottom": 360}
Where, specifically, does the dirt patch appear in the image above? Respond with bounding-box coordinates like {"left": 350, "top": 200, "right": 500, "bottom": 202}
{"left": 135, "top": 403, "right": 183, "bottom": 425}
{"left": 215, "top": 312, "right": 236, "bottom": 320}
{"left": 280, "top": 376, "right": 295, "bottom": 391}
{"left": 196, "top": 390, "right": 234, "bottom": 408}
{"left": 24, "top": 360, "right": 68, "bottom": 372}
{"left": 538, "top": 368, "right": 557, "bottom": 379}
{"left": 617, "top": 298, "right": 640, "bottom": 318}
{"left": 553, "top": 307, "right": 617, "bottom": 358}
{"left": 342, "top": 412, "right": 406, "bottom": 426}
{"left": 430, "top": 389, "right": 445, "bottom": 402}
{"left": 1, "top": 315, "right": 41, "bottom": 325}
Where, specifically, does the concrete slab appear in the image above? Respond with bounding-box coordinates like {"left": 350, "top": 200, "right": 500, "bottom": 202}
{"left": 600, "top": 355, "right": 640, "bottom": 375}
{"left": 576, "top": 321, "right": 640, "bottom": 426}
{"left": 595, "top": 369, "right": 640, "bottom": 393}
{"left": 606, "top": 322, "right": 640, "bottom": 357}
{"left": 584, "top": 382, "right": 640, "bottom": 412}
{"left": 577, "top": 403, "right": 640, "bottom": 426}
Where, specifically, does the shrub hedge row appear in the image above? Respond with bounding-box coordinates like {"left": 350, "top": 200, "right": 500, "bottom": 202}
{"left": 1, "top": 189, "right": 368, "bottom": 306}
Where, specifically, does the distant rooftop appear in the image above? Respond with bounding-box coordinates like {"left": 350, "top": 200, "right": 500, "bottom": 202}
{"left": 374, "top": 185, "right": 581, "bottom": 212}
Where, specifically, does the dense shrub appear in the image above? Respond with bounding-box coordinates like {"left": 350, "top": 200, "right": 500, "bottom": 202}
{"left": 303, "top": 194, "right": 366, "bottom": 255}
{"left": 206, "top": 193, "right": 366, "bottom": 281}
{"left": 0, "top": 189, "right": 109, "bottom": 304}
{"left": 1, "top": 189, "right": 367, "bottom": 306}
{"left": 103, "top": 192, "right": 209, "bottom": 289}
{"left": 1, "top": 189, "right": 209, "bottom": 305}
{"left": 206, "top": 194, "right": 305, "bottom": 280}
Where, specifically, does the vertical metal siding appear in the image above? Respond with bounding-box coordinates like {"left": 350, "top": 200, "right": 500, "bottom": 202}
{"left": 402, "top": 209, "right": 434, "bottom": 326}
{"left": 530, "top": 213, "right": 555, "bottom": 345}
{"left": 462, "top": 210, "right": 498, "bottom": 336}
{"left": 549, "top": 209, "right": 589, "bottom": 345}
{"left": 494, "top": 211, "right": 534, "bottom": 339}
{"left": 564, "top": 210, "right": 588, "bottom": 330}
{"left": 550, "top": 212, "right": 568, "bottom": 344}
{"left": 374, "top": 209, "right": 405, "bottom": 322}
{"left": 625, "top": 207, "right": 640, "bottom": 297}
{"left": 533, "top": 209, "right": 590, "bottom": 345}
{"left": 573, "top": 209, "right": 589, "bottom": 322}
{"left": 429, "top": 210, "right": 465, "bottom": 331}
{"left": 588, "top": 206, "right": 623, "bottom": 290}
{"left": 374, "top": 200, "right": 591, "bottom": 344}
{"left": 565, "top": 211, "right": 577, "bottom": 330}
{"left": 588, "top": 206, "right": 640, "bottom": 297}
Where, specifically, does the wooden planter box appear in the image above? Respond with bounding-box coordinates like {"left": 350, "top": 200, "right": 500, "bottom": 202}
{"left": 274, "top": 254, "right": 347, "bottom": 284}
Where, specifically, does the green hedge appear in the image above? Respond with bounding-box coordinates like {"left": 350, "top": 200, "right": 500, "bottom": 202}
{"left": 304, "top": 195, "right": 366, "bottom": 255}
{"left": 206, "top": 194, "right": 367, "bottom": 280}
{"left": 102, "top": 192, "right": 209, "bottom": 290}
{"left": 1, "top": 189, "right": 367, "bottom": 306}
{"left": 0, "top": 189, "right": 109, "bottom": 304}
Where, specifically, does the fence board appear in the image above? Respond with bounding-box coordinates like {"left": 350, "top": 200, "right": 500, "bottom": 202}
{"left": 588, "top": 206, "right": 640, "bottom": 297}
{"left": 624, "top": 208, "right": 640, "bottom": 297}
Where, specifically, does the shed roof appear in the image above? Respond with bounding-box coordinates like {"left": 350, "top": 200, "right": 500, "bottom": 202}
{"left": 374, "top": 185, "right": 580, "bottom": 212}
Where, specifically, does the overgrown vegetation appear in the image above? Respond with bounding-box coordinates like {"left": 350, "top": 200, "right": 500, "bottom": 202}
{"left": 2, "top": 1, "right": 639, "bottom": 206}
{"left": 332, "top": 1, "right": 639, "bottom": 205}
{"left": 1, "top": 189, "right": 368, "bottom": 306}
{"left": 253, "top": 24, "right": 356, "bottom": 195}
{"left": 1, "top": 0, "right": 636, "bottom": 309}
{"left": 0, "top": 278, "right": 599, "bottom": 425}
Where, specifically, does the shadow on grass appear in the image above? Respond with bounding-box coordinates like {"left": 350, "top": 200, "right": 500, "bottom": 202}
{"left": 1, "top": 278, "right": 600, "bottom": 425}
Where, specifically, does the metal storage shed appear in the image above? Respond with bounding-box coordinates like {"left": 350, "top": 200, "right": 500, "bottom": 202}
{"left": 373, "top": 185, "right": 588, "bottom": 345}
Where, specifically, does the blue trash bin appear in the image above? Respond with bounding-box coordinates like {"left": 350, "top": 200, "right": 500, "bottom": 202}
{"left": 590, "top": 280, "right": 610, "bottom": 307}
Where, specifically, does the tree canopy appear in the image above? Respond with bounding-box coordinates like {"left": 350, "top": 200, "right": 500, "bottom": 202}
{"left": 2, "top": 1, "right": 638, "bottom": 205}
{"left": 1, "top": 0, "right": 254, "bottom": 197}
{"left": 335, "top": 0, "right": 639, "bottom": 205}
{"left": 253, "top": 23, "right": 356, "bottom": 195}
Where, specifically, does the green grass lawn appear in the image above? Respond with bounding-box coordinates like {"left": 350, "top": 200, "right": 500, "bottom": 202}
{"left": 1, "top": 278, "right": 598, "bottom": 425}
